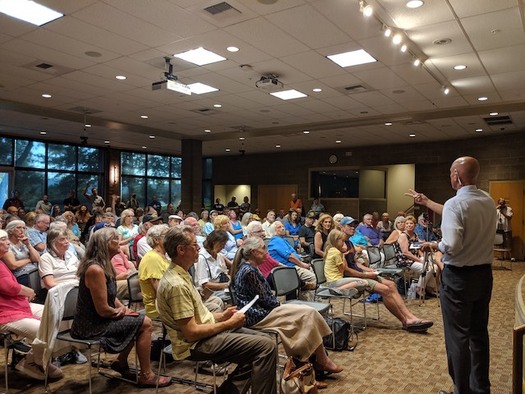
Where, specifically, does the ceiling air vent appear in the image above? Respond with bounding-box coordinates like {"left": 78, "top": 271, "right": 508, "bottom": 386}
{"left": 204, "top": 2, "right": 237, "bottom": 15}
{"left": 191, "top": 108, "right": 220, "bottom": 115}
{"left": 483, "top": 115, "right": 513, "bottom": 126}
{"left": 344, "top": 84, "right": 368, "bottom": 94}
{"left": 36, "top": 63, "right": 53, "bottom": 69}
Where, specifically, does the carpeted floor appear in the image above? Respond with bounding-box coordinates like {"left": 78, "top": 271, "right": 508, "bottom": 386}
{"left": 1, "top": 259, "right": 518, "bottom": 393}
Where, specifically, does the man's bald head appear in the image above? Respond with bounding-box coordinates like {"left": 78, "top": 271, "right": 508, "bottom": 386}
{"left": 450, "top": 156, "right": 480, "bottom": 189}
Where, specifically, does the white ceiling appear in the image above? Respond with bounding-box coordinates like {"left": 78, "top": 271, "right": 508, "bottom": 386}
{"left": 0, "top": 0, "right": 524, "bottom": 157}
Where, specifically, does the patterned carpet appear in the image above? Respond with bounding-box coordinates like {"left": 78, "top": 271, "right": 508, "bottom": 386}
{"left": 1, "top": 259, "right": 519, "bottom": 393}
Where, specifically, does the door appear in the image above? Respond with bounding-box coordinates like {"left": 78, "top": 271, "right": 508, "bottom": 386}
{"left": 489, "top": 181, "right": 525, "bottom": 260}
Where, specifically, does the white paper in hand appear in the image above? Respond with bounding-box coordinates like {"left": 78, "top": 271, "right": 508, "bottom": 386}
{"left": 239, "top": 295, "right": 259, "bottom": 313}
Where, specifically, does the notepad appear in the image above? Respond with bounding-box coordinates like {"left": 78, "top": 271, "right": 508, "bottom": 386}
{"left": 239, "top": 295, "right": 259, "bottom": 313}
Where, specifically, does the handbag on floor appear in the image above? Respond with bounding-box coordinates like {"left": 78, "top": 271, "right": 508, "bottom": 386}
{"left": 280, "top": 357, "right": 318, "bottom": 394}
{"left": 322, "top": 316, "right": 357, "bottom": 351}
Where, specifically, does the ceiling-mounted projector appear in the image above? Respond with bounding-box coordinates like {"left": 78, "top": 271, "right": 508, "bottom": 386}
{"left": 151, "top": 56, "right": 192, "bottom": 95}
{"left": 152, "top": 79, "right": 191, "bottom": 95}
{"left": 255, "top": 75, "right": 283, "bottom": 91}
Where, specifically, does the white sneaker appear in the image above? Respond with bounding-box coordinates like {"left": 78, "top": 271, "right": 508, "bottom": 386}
{"left": 15, "top": 359, "right": 46, "bottom": 381}
{"left": 74, "top": 349, "right": 88, "bottom": 364}
{"left": 46, "top": 362, "right": 64, "bottom": 379}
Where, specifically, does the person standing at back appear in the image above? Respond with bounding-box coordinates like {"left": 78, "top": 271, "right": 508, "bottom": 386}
{"left": 406, "top": 156, "right": 497, "bottom": 394}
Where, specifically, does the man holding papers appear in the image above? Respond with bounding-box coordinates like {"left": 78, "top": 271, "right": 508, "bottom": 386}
{"left": 156, "top": 225, "right": 277, "bottom": 394}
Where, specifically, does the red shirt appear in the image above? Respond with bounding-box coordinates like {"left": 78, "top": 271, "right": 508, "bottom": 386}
{"left": 258, "top": 253, "right": 281, "bottom": 279}
{"left": 0, "top": 261, "right": 34, "bottom": 325}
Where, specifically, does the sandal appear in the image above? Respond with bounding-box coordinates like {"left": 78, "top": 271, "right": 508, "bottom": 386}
{"left": 138, "top": 373, "right": 171, "bottom": 388}
{"left": 402, "top": 320, "right": 433, "bottom": 332}
{"left": 110, "top": 361, "right": 136, "bottom": 381}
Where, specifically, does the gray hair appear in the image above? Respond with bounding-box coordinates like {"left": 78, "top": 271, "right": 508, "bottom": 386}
{"left": 245, "top": 220, "right": 262, "bottom": 235}
{"left": 146, "top": 224, "right": 170, "bottom": 248}
{"left": 5, "top": 220, "right": 26, "bottom": 235}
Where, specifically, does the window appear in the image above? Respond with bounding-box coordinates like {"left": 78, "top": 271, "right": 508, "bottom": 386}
{"left": 15, "top": 140, "right": 45, "bottom": 168}
{"left": 48, "top": 144, "right": 75, "bottom": 170}
{"left": 121, "top": 152, "right": 182, "bottom": 210}
{"left": 78, "top": 147, "right": 103, "bottom": 172}
{"left": 15, "top": 171, "right": 45, "bottom": 208}
{"left": 48, "top": 172, "right": 75, "bottom": 204}
{"left": 0, "top": 137, "right": 13, "bottom": 165}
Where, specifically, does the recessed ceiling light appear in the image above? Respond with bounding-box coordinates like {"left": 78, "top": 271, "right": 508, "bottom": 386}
{"left": 42, "top": 93, "right": 52, "bottom": 98}
{"left": 406, "top": 0, "right": 424, "bottom": 8}
{"left": 335, "top": 140, "right": 342, "bottom": 144}
{"left": 85, "top": 124, "right": 91, "bottom": 128}
{"left": 115, "top": 75, "right": 126, "bottom": 80}
{"left": 478, "top": 96, "right": 488, "bottom": 101}
{"left": 413, "top": 58, "right": 421, "bottom": 67}
{"left": 270, "top": 89, "right": 307, "bottom": 100}
{"left": 225, "top": 148, "right": 231, "bottom": 152}
{"left": 0, "top": 0, "right": 63, "bottom": 26}
{"left": 275, "top": 145, "right": 281, "bottom": 148}
{"left": 40, "top": 131, "right": 46, "bottom": 135}
{"left": 239, "top": 137, "right": 245, "bottom": 140}
{"left": 213, "top": 104, "right": 222, "bottom": 108}
{"left": 476, "top": 128, "right": 483, "bottom": 132}
{"left": 385, "top": 122, "right": 392, "bottom": 126}
{"left": 226, "top": 46, "right": 239, "bottom": 52}
{"left": 312, "top": 88, "right": 322, "bottom": 92}
{"left": 489, "top": 112, "right": 499, "bottom": 116}
{"left": 400, "top": 44, "right": 407, "bottom": 53}
{"left": 187, "top": 82, "right": 219, "bottom": 94}
{"left": 303, "top": 130, "right": 310, "bottom": 134}
{"left": 104, "top": 140, "right": 110, "bottom": 144}
{"left": 409, "top": 133, "right": 416, "bottom": 137}
{"left": 454, "top": 65, "right": 467, "bottom": 70}
{"left": 327, "top": 49, "right": 377, "bottom": 68}
{"left": 140, "top": 115, "right": 148, "bottom": 119}
{"left": 384, "top": 27, "right": 392, "bottom": 37}
{"left": 360, "top": 2, "right": 373, "bottom": 17}
{"left": 149, "top": 135, "right": 155, "bottom": 139}
{"left": 204, "top": 129, "right": 211, "bottom": 133}
{"left": 142, "top": 146, "right": 147, "bottom": 149}
{"left": 174, "top": 47, "right": 226, "bottom": 66}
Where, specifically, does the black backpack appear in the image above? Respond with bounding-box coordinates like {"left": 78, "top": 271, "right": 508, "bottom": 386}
{"left": 322, "top": 316, "right": 357, "bottom": 351}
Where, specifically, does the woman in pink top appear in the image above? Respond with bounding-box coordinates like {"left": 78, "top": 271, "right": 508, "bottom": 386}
{"left": 0, "top": 230, "right": 64, "bottom": 381}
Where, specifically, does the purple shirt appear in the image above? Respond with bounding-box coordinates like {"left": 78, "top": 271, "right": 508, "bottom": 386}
{"left": 355, "top": 224, "right": 382, "bottom": 246}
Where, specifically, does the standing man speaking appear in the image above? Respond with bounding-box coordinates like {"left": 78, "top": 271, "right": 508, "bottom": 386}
{"left": 406, "top": 156, "right": 497, "bottom": 394}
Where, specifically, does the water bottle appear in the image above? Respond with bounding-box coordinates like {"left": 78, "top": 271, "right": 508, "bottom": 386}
{"left": 407, "top": 280, "right": 417, "bottom": 300}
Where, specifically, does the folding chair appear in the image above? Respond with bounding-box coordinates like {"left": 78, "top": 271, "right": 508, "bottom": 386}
{"left": 44, "top": 287, "right": 107, "bottom": 394}
{"left": 366, "top": 246, "right": 382, "bottom": 269}
{"left": 494, "top": 232, "right": 512, "bottom": 270}
{"left": 1, "top": 330, "right": 28, "bottom": 393}
{"left": 270, "top": 266, "right": 330, "bottom": 315}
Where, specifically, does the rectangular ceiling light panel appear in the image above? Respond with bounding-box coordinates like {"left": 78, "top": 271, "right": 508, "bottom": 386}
{"left": 327, "top": 49, "right": 377, "bottom": 67}
{"left": 270, "top": 89, "right": 308, "bottom": 100}
{"left": 0, "top": 0, "right": 63, "bottom": 26}
{"left": 174, "top": 47, "right": 226, "bottom": 66}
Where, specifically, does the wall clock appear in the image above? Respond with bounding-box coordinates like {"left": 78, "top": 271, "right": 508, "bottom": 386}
{"left": 329, "top": 154, "right": 338, "bottom": 164}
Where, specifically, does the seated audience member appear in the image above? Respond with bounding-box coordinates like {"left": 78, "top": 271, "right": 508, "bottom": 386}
{"left": 0, "top": 230, "right": 64, "bottom": 381}
{"left": 168, "top": 214, "right": 183, "bottom": 227}
{"left": 198, "top": 210, "right": 210, "bottom": 228}
{"left": 240, "top": 212, "right": 253, "bottom": 236}
{"left": 297, "top": 211, "right": 317, "bottom": 254}
{"left": 195, "top": 230, "right": 231, "bottom": 303}
{"left": 377, "top": 212, "right": 393, "bottom": 241}
{"left": 62, "top": 210, "right": 81, "bottom": 238}
{"left": 35, "top": 195, "right": 52, "bottom": 215}
{"left": 54, "top": 214, "right": 85, "bottom": 259}
{"left": 284, "top": 209, "right": 301, "bottom": 239}
{"left": 136, "top": 215, "right": 163, "bottom": 260}
{"left": 326, "top": 221, "right": 433, "bottom": 332}
{"left": 156, "top": 226, "right": 278, "bottom": 394}
{"left": 24, "top": 211, "right": 37, "bottom": 228}
{"left": 3, "top": 220, "right": 40, "bottom": 286}
{"left": 70, "top": 228, "right": 171, "bottom": 388}
{"left": 213, "top": 214, "right": 238, "bottom": 259}
{"left": 202, "top": 210, "right": 217, "bottom": 236}
{"left": 111, "top": 246, "right": 136, "bottom": 300}
{"left": 51, "top": 205, "right": 62, "bottom": 219}
{"left": 183, "top": 216, "right": 206, "bottom": 247}
{"left": 245, "top": 221, "right": 282, "bottom": 280}
{"left": 394, "top": 215, "right": 440, "bottom": 297}
{"left": 313, "top": 213, "right": 334, "bottom": 259}
{"left": 138, "top": 224, "right": 170, "bottom": 319}
{"left": 39, "top": 228, "right": 80, "bottom": 290}
{"left": 228, "top": 210, "right": 243, "bottom": 242}
{"left": 117, "top": 209, "right": 139, "bottom": 258}
{"left": 75, "top": 204, "right": 91, "bottom": 234}
{"left": 261, "top": 210, "right": 276, "bottom": 238}
{"left": 232, "top": 236, "right": 341, "bottom": 382}
{"left": 414, "top": 213, "right": 438, "bottom": 242}
{"left": 332, "top": 213, "right": 344, "bottom": 229}
{"left": 27, "top": 214, "right": 51, "bottom": 255}
{"left": 356, "top": 213, "right": 383, "bottom": 247}
{"left": 385, "top": 216, "right": 406, "bottom": 244}
{"left": 267, "top": 221, "right": 316, "bottom": 301}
